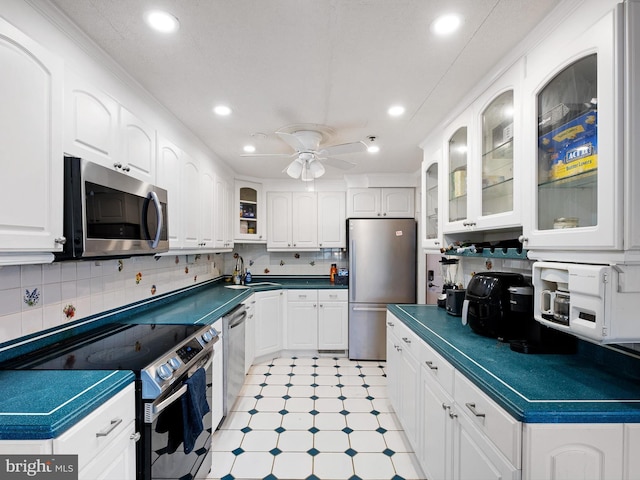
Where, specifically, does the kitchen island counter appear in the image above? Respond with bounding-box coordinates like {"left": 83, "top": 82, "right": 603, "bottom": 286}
{"left": 388, "top": 304, "right": 640, "bottom": 423}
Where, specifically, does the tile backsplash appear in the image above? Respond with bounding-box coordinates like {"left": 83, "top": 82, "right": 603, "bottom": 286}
{"left": 0, "top": 245, "right": 347, "bottom": 345}
{"left": 0, "top": 254, "right": 221, "bottom": 344}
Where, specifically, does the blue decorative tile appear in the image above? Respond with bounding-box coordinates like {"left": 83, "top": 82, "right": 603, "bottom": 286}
{"left": 270, "top": 447, "right": 282, "bottom": 456}
{"left": 285, "top": 383, "right": 294, "bottom": 387}
{"left": 268, "top": 364, "right": 275, "bottom": 367}
{"left": 376, "top": 427, "right": 387, "bottom": 434}
{"left": 310, "top": 395, "right": 319, "bottom": 400}
{"left": 312, "top": 364, "right": 318, "bottom": 368}
{"left": 292, "top": 356, "right": 298, "bottom": 360}
{"left": 232, "top": 447, "right": 244, "bottom": 456}
{"left": 370, "top": 410, "right": 380, "bottom": 416}
{"left": 263, "top": 475, "right": 278, "bottom": 480}
{"left": 366, "top": 395, "right": 375, "bottom": 401}
{"left": 309, "top": 409, "right": 319, "bottom": 416}
{"left": 348, "top": 476, "right": 363, "bottom": 480}
{"left": 312, "top": 357, "right": 319, "bottom": 360}
{"left": 362, "top": 384, "right": 370, "bottom": 388}
{"left": 383, "top": 448, "right": 395, "bottom": 456}
{"left": 335, "top": 373, "right": 342, "bottom": 377}
{"left": 334, "top": 364, "right": 340, "bottom": 368}
{"left": 345, "top": 448, "right": 358, "bottom": 457}
{"left": 336, "top": 384, "right": 344, "bottom": 388}
{"left": 221, "top": 474, "right": 235, "bottom": 480}
{"left": 311, "top": 383, "right": 319, "bottom": 388}
{"left": 282, "top": 394, "right": 291, "bottom": 400}
{"left": 342, "top": 427, "right": 354, "bottom": 434}
{"left": 275, "top": 426, "right": 286, "bottom": 434}
{"left": 339, "top": 409, "right": 350, "bottom": 416}
{"left": 279, "top": 409, "right": 289, "bottom": 415}
{"left": 338, "top": 395, "right": 347, "bottom": 401}
{"left": 307, "top": 448, "right": 320, "bottom": 456}
{"left": 306, "top": 475, "right": 320, "bottom": 480}
{"left": 392, "top": 475, "right": 406, "bottom": 480}
{"left": 241, "top": 426, "right": 252, "bottom": 434}
{"left": 260, "top": 383, "right": 268, "bottom": 387}
{"left": 356, "top": 365, "right": 363, "bottom": 369}
{"left": 383, "top": 374, "right": 387, "bottom": 377}
{"left": 248, "top": 409, "right": 259, "bottom": 415}
{"left": 265, "top": 372, "right": 272, "bottom": 376}
{"left": 255, "top": 394, "right": 264, "bottom": 400}
{"left": 288, "top": 373, "right": 295, "bottom": 377}
{"left": 308, "top": 427, "right": 320, "bottom": 434}
{"left": 311, "top": 373, "right": 318, "bottom": 377}
{"left": 358, "top": 374, "right": 366, "bottom": 378}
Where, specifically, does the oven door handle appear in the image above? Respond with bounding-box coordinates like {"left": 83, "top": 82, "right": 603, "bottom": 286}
{"left": 153, "top": 384, "right": 187, "bottom": 416}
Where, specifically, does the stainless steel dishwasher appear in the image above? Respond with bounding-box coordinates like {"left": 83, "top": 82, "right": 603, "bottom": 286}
{"left": 223, "top": 304, "right": 247, "bottom": 415}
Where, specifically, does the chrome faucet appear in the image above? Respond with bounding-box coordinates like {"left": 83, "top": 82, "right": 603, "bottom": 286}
{"left": 235, "top": 255, "right": 245, "bottom": 284}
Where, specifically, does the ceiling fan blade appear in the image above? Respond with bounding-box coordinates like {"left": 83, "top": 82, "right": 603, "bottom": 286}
{"left": 318, "top": 156, "right": 356, "bottom": 170}
{"left": 276, "top": 131, "right": 310, "bottom": 152}
{"left": 318, "top": 141, "right": 367, "bottom": 157}
{"left": 240, "top": 152, "right": 294, "bottom": 158}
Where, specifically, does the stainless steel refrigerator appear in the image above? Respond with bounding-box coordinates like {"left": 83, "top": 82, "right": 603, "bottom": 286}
{"left": 348, "top": 218, "right": 416, "bottom": 360}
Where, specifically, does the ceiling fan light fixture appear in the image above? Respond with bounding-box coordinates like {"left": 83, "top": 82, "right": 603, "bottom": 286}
{"left": 286, "top": 159, "right": 304, "bottom": 179}
{"left": 367, "top": 136, "right": 380, "bottom": 153}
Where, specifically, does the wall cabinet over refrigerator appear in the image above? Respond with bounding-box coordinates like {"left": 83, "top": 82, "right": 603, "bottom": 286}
{"left": 521, "top": 2, "right": 625, "bottom": 256}
{"left": 347, "top": 188, "right": 415, "bottom": 218}
{"left": 0, "top": 18, "right": 64, "bottom": 262}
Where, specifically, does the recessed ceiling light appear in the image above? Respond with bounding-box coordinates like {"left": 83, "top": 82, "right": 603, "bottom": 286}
{"left": 144, "top": 10, "right": 180, "bottom": 33}
{"left": 431, "top": 14, "right": 462, "bottom": 36}
{"left": 213, "top": 105, "right": 232, "bottom": 116}
{"left": 388, "top": 105, "right": 406, "bottom": 117}
{"left": 243, "top": 145, "right": 256, "bottom": 153}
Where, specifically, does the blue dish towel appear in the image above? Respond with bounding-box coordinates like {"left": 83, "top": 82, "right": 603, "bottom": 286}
{"left": 181, "top": 367, "right": 211, "bottom": 454}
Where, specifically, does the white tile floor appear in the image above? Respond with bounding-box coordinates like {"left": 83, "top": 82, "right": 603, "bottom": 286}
{"left": 208, "top": 356, "right": 426, "bottom": 480}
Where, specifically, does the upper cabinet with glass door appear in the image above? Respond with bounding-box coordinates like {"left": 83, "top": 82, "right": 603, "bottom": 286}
{"left": 420, "top": 137, "right": 442, "bottom": 250}
{"left": 522, "top": 2, "right": 622, "bottom": 253}
{"left": 235, "top": 180, "right": 265, "bottom": 242}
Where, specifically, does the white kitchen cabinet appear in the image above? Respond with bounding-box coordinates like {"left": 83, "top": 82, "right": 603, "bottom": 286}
{"left": 624, "top": 424, "right": 640, "bottom": 480}
{"left": 442, "top": 108, "right": 472, "bottom": 232}
{"left": 267, "top": 192, "right": 318, "bottom": 250}
{"left": 254, "top": 290, "right": 285, "bottom": 359}
{"left": 0, "top": 18, "right": 64, "bottom": 261}
{"left": 200, "top": 168, "right": 216, "bottom": 250}
{"left": 64, "top": 71, "right": 119, "bottom": 168}
{"left": 317, "top": 290, "right": 348, "bottom": 350}
{"left": 156, "top": 134, "right": 183, "bottom": 248}
{"left": 317, "top": 192, "right": 346, "bottom": 248}
{"left": 236, "top": 180, "right": 265, "bottom": 242}
{"left": 286, "top": 289, "right": 348, "bottom": 352}
{"left": 213, "top": 175, "right": 233, "bottom": 250}
{"left": 211, "top": 317, "right": 225, "bottom": 430}
{"left": 119, "top": 106, "right": 156, "bottom": 183}
{"left": 286, "top": 290, "right": 318, "bottom": 350}
{"left": 347, "top": 188, "right": 414, "bottom": 218}
{"left": 521, "top": 4, "right": 622, "bottom": 253}
{"left": 386, "top": 319, "right": 420, "bottom": 449}
{"left": 244, "top": 295, "right": 256, "bottom": 374}
{"left": 523, "top": 423, "right": 623, "bottom": 480}
{"left": 54, "top": 384, "right": 137, "bottom": 480}
{"left": 420, "top": 146, "right": 442, "bottom": 250}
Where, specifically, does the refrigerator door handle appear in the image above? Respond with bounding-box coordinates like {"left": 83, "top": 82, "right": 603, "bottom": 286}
{"left": 352, "top": 306, "right": 387, "bottom": 312}
{"left": 350, "top": 239, "right": 356, "bottom": 301}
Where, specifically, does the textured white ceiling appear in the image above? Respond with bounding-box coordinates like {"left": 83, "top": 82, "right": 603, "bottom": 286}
{"left": 50, "top": 0, "right": 561, "bottom": 180}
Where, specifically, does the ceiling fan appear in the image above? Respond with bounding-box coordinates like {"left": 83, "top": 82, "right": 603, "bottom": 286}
{"left": 241, "top": 129, "right": 367, "bottom": 181}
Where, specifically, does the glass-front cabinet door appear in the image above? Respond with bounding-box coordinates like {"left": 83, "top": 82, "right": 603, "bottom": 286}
{"left": 420, "top": 142, "right": 442, "bottom": 250}
{"left": 481, "top": 91, "right": 514, "bottom": 217}
{"left": 448, "top": 126, "right": 468, "bottom": 225}
{"left": 522, "top": 4, "right": 621, "bottom": 252}
{"left": 235, "top": 180, "right": 264, "bottom": 242}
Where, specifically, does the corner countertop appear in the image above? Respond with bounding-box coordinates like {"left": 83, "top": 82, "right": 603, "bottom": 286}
{"left": 0, "top": 370, "right": 134, "bottom": 439}
{"left": 0, "top": 276, "right": 346, "bottom": 440}
{"left": 388, "top": 304, "right": 640, "bottom": 423}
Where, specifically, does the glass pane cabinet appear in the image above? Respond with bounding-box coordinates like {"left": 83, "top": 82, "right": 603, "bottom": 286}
{"left": 420, "top": 144, "right": 442, "bottom": 250}
{"left": 448, "top": 127, "right": 468, "bottom": 224}
{"left": 481, "top": 90, "right": 514, "bottom": 217}
{"left": 523, "top": 4, "right": 620, "bottom": 252}
{"left": 537, "top": 55, "right": 597, "bottom": 232}
{"left": 235, "top": 180, "right": 264, "bottom": 242}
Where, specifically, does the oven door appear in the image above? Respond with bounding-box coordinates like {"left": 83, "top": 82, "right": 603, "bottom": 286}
{"left": 142, "top": 352, "right": 214, "bottom": 480}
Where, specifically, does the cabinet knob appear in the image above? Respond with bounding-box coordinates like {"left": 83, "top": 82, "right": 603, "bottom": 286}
{"left": 449, "top": 411, "right": 458, "bottom": 419}
{"left": 319, "top": 304, "right": 323, "bottom": 308}
{"left": 441, "top": 403, "right": 451, "bottom": 411}
{"left": 122, "top": 165, "right": 131, "bottom": 172}
{"left": 518, "top": 235, "right": 528, "bottom": 244}
{"left": 383, "top": 213, "right": 387, "bottom": 216}
{"left": 130, "top": 432, "right": 141, "bottom": 442}
{"left": 54, "top": 236, "right": 66, "bottom": 245}
{"left": 434, "top": 241, "right": 440, "bottom": 245}
{"left": 113, "top": 162, "right": 122, "bottom": 169}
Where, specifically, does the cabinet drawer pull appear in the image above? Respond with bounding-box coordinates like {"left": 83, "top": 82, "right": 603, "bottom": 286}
{"left": 402, "top": 337, "right": 411, "bottom": 344}
{"left": 425, "top": 360, "right": 438, "bottom": 370}
{"left": 465, "top": 402, "right": 485, "bottom": 418}
{"left": 449, "top": 411, "right": 458, "bottom": 419}
{"left": 96, "top": 418, "right": 122, "bottom": 437}
{"left": 441, "top": 403, "right": 451, "bottom": 411}
{"left": 130, "top": 432, "right": 141, "bottom": 442}
{"left": 387, "top": 321, "right": 395, "bottom": 327}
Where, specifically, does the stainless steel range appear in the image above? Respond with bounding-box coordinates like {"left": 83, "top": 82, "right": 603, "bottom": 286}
{"left": 4, "top": 322, "right": 219, "bottom": 480}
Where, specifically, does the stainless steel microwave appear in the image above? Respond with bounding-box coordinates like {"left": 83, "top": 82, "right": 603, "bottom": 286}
{"left": 55, "top": 157, "right": 169, "bottom": 260}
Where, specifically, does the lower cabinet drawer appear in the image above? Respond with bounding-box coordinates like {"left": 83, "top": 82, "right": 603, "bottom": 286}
{"left": 393, "top": 321, "right": 421, "bottom": 360}
{"left": 318, "top": 289, "right": 348, "bottom": 302}
{"left": 53, "top": 384, "right": 135, "bottom": 470}
{"left": 454, "top": 372, "right": 522, "bottom": 468}
{"left": 419, "top": 340, "right": 455, "bottom": 396}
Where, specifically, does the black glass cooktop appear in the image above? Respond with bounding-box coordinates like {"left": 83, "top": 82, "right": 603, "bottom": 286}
{"left": 3, "top": 323, "right": 203, "bottom": 371}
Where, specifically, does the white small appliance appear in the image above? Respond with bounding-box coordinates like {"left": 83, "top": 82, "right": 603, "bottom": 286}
{"left": 533, "top": 261, "right": 640, "bottom": 343}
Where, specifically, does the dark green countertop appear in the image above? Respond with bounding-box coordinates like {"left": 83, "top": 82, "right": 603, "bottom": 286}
{"left": 0, "top": 276, "right": 346, "bottom": 440}
{"left": 388, "top": 304, "right": 640, "bottom": 423}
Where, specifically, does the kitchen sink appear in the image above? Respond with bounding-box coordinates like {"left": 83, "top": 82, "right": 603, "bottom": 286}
{"left": 224, "top": 282, "right": 281, "bottom": 290}
{"left": 224, "top": 285, "right": 251, "bottom": 290}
